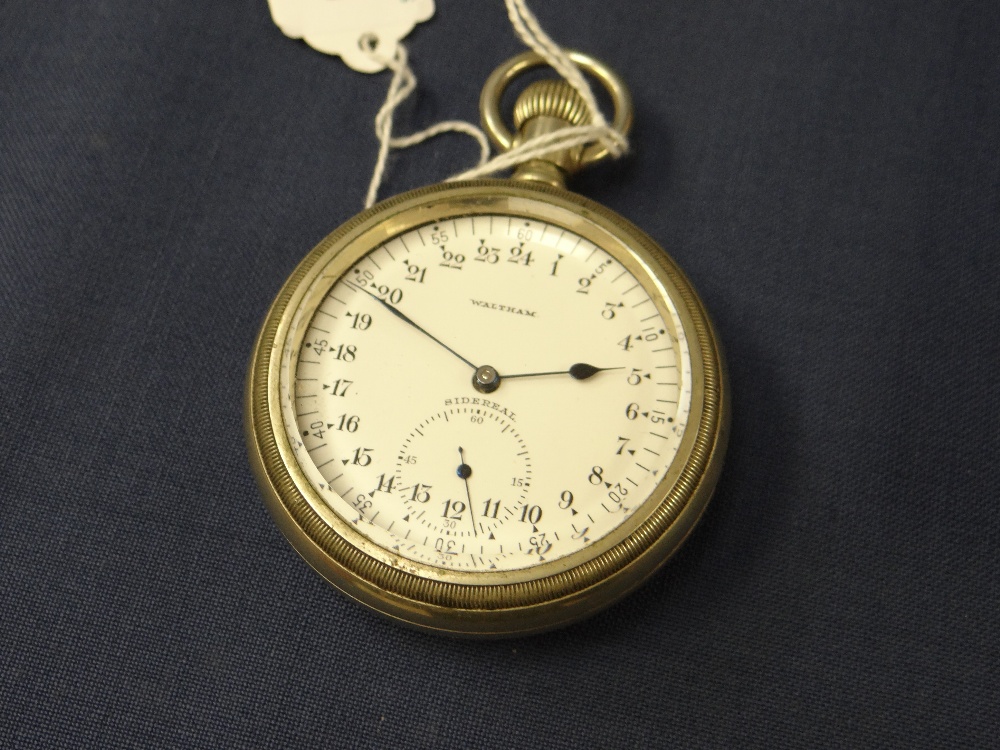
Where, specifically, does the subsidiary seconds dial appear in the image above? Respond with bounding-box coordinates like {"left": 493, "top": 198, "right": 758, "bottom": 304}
{"left": 282, "top": 212, "right": 692, "bottom": 575}
{"left": 394, "top": 407, "right": 531, "bottom": 568}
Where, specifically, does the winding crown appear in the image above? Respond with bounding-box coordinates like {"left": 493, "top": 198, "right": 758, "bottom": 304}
{"left": 513, "top": 79, "right": 592, "bottom": 130}
{"left": 510, "top": 79, "right": 592, "bottom": 187}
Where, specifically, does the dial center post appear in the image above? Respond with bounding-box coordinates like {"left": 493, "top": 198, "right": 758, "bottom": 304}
{"left": 472, "top": 364, "right": 501, "bottom": 394}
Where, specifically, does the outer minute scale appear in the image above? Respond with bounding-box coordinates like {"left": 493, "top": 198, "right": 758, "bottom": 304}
{"left": 285, "top": 213, "right": 689, "bottom": 574}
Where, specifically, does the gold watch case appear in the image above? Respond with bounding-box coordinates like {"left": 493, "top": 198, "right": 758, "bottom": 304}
{"left": 245, "top": 178, "right": 729, "bottom": 637}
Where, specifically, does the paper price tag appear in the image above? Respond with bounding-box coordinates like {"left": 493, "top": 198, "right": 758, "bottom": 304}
{"left": 268, "top": 0, "right": 435, "bottom": 73}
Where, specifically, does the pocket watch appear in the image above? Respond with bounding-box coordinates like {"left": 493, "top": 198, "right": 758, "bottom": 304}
{"left": 246, "top": 51, "right": 729, "bottom": 636}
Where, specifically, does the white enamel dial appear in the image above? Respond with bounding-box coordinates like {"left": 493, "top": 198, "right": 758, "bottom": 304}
{"left": 277, "top": 212, "right": 693, "bottom": 575}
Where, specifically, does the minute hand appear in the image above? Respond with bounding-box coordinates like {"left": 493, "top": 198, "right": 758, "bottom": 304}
{"left": 347, "top": 282, "right": 476, "bottom": 370}
{"left": 503, "top": 363, "right": 625, "bottom": 381}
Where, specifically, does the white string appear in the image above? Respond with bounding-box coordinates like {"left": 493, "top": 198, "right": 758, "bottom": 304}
{"left": 365, "top": 43, "right": 490, "bottom": 208}
{"left": 364, "top": 0, "right": 629, "bottom": 205}
{"left": 452, "top": 0, "right": 628, "bottom": 181}
{"left": 505, "top": 0, "right": 609, "bottom": 132}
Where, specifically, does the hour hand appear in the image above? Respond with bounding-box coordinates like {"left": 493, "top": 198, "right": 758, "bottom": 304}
{"left": 502, "top": 363, "right": 624, "bottom": 381}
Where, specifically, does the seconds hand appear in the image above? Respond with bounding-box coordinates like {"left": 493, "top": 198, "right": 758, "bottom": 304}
{"left": 346, "top": 280, "right": 477, "bottom": 370}
{"left": 457, "top": 447, "right": 478, "bottom": 538}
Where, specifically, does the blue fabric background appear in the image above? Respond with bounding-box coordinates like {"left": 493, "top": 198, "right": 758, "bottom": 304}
{"left": 2, "top": 1, "right": 997, "bottom": 747}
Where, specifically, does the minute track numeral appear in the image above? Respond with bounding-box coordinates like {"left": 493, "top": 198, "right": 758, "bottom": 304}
{"left": 550, "top": 253, "right": 564, "bottom": 276}
{"left": 332, "top": 414, "right": 359, "bottom": 432}
{"left": 442, "top": 499, "right": 466, "bottom": 519}
{"left": 474, "top": 241, "right": 500, "bottom": 263}
{"left": 373, "top": 285, "right": 403, "bottom": 303}
{"left": 602, "top": 302, "right": 623, "bottom": 319}
{"left": 527, "top": 533, "right": 552, "bottom": 557}
{"left": 627, "top": 368, "right": 651, "bottom": 385}
{"left": 434, "top": 538, "right": 459, "bottom": 555}
{"left": 620, "top": 327, "right": 668, "bottom": 351}
{"left": 348, "top": 447, "right": 373, "bottom": 466}
{"left": 608, "top": 483, "right": 629, "bottom": 504}
{"left": 519, "top": 505, "right": 542, "bottom": 526}
{"left": 331, "top": 344, "right": 356, "bottom": 362}
{"left": 404, "top": 263, "right": 427, "bottom": 283}
{"left": 324, "top": 378, "right": 353, "bottom": 397}
{"left": 352, "top": 495, "right": 372, "bottom": 513}
{"left": 306, "top": 338, "right": 329, "bottom": 354}
{"left": 407, "top": 484, "right": 431, "bottom": 503}
{"left": 438, "top": 248, "right": 465, "bottom": 270}
{"left": 507, "top": 245, "right": 534, "bottom": 266}
{"left": 370, "top": 473, "right": 397, "bottom": 496}
{"left": 347, "top": 312, "right": 372, "bottom": 330}
{"left": 625, "top": 402, "right": 669, "bottom": 425}
{"left": 438, "top": 500, "right": 468, "bottom": 532}
{"left": 304, "top": 420, "right": 326, "bottom": 439}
